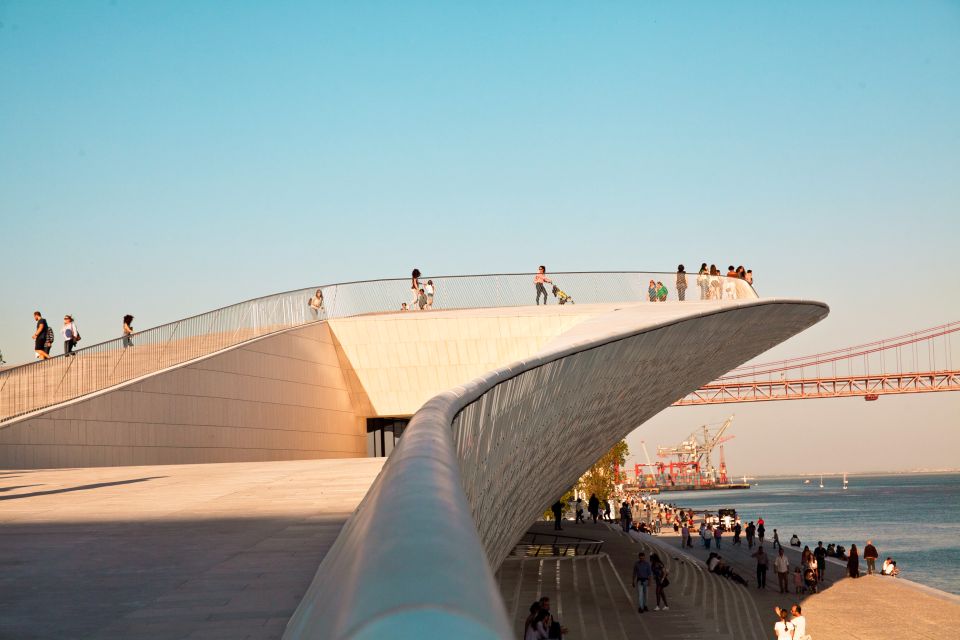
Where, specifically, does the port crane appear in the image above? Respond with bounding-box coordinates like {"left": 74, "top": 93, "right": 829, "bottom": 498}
{"left": 654, "top": 415, "right": 736, "bottom": 487}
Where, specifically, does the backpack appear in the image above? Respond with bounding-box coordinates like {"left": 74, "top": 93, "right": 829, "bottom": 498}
{"left": 44, "top": 326, "right": 54, "bottom": 347}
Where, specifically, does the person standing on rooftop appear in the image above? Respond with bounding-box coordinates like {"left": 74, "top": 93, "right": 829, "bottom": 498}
{"left": 647, "top": 279, "right": 657, "bottom": 302}
{"left": 656, "top": 281, "right": 668, "bottom": 301}
{"left": 61, "top": 315, "right": 79, "bottom": 357}
{"left": 709, "top": 265, "right": 722, "bottom": 299}
{"left": 425, "top": 279, "right": 435, "bottom": 309}
{"left": 122, "top": 315, "right": 135, "bottom": 348}
{"left": 32, "top": 312, "right": 51, "bottom": 360}
{"left": 307, "top": 289, "right": 324, "bottom": 321}
{"left": 534, "top": 266, "right": 551, "bottom": 305}
{"left": 724, "top": 265, "right": 738, "bottom": 299}
{"left": 410, "top": 269, "right": 422, "bottom": 310}
{"left": 697, "top": 263, "right": 709, "bottom": 299}
{"left": 746, "top": 269, "right": 754, "bottom": 285}
{"left": 863, "top": 540, "right": 879, "bottom": 575}
{"left": 676, "top": 265, "right": 688, "bottom": 301}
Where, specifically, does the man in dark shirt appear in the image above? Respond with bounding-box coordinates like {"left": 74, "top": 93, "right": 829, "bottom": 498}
{"left": 752, "top": 547, "right": 769, "bottom": 589}
{"left": 814, "top": 541, "right": 828, "bottom": 582}
{"left": 632, "top": 552, "right": 652, "bottom": 612}
{"left": 863, "top": 540, "right": 880, "bottom": 575}
{"left": 551, "top": 500, "right": 564, "bottom": 531}
{"left": 32, "top": 311, "right": 51, "bottom": 360}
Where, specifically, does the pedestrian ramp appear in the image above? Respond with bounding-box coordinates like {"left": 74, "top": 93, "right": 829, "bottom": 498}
{"left": 495, "top": 553, "right": 640, "bottom": 640}
{"left": 500, "top": 520, "right": 768, "bottom": 640}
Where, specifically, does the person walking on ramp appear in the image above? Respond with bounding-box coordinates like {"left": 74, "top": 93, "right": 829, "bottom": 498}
{"left": 632, "top": 552, "right": 652, "bottom": 613}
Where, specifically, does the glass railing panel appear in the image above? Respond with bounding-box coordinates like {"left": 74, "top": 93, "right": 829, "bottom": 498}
{"left": 0, "top": 271, "right": 757, "bottom": 423}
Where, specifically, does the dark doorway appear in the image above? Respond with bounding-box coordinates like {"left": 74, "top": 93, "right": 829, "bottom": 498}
{"left": 366, "top": 418, "right": 409, "bottom": 457}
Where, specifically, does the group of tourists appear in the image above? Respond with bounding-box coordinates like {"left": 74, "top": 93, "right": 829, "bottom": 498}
{"left": 673, "top": 263, "right": 755, "bottom": 302}
{"left": 407, "top": 269, "right": 437, "bottom": 310}
{"left": 30, "top": 312, "right": 135, "bottom": 360}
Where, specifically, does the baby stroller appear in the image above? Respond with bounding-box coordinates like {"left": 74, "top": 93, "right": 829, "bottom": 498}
{"left": 551, "top": 284, "right": 575, "bottom": 305}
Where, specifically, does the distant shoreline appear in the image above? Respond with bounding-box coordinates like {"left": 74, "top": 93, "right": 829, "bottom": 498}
{"left": 750, "top": 470, "right": 960, "bottom": 479}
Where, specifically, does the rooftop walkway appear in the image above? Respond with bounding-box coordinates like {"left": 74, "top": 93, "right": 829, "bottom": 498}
{"left": 0, "top": 458, "right": 383, "bottom": 639}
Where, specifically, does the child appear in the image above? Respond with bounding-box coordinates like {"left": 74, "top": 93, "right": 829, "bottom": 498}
{"left": 794, "top": 566, "right": 804, "bottom": 594}
{"left": 417, "top": 288, "right": 428, "bottom": 310}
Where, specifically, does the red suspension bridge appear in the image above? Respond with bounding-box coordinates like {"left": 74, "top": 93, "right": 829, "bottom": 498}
{"left": 676, "top": 321, "right": 960, "bottom": 405}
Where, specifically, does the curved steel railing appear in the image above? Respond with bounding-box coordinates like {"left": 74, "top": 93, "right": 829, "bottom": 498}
{"left": 510, "top": 531, "right": 605, "bottom": 557}
{"left": 0, "top": 271, "right": 757, "bottom": 424}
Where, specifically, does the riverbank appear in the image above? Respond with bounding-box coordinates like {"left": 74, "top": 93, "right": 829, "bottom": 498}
{"left": 643, "top": 526, "right": 960, "bottom": 639}
{"left": 647, "top": 472, "right": 960, "bottom": 594}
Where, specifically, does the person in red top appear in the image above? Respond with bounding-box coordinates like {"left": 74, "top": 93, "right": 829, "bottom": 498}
{"left": 863, "top": 540, "right": 880, "bottom": 575}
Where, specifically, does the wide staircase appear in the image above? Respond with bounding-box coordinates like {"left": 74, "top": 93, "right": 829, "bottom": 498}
{"left": 496, "top": 520, "right": 766, "bottom": 640}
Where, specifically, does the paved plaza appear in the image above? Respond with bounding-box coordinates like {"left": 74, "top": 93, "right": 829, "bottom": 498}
{"left": 0, "top": 458, "right": 383, "bottom": 639}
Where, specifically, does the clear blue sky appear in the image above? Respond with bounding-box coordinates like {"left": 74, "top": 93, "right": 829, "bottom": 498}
{"left": 1, "top": 1, "right": 958, "bottom": 472}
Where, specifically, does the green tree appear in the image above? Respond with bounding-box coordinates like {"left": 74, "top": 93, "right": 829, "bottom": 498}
{"left": 540, "top": 441, "right": 629, "bottom": 521}
{"left": 577, "top": 440, "right": 629, "bottom": 503}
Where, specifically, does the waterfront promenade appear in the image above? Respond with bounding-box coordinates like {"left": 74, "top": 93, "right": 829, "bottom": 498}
{"left": 501, "top": 516, "right": 960, "bottom": 639}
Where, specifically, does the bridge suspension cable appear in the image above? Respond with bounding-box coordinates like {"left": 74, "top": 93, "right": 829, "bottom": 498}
{"left": 676, "top": 321, "right": 960, "bottom": 405}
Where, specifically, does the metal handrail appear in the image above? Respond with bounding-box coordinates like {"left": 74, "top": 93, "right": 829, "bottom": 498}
{"left": 0, "top": 271, "right": 758, "bottom": 424}
{"left": 511, "top": 531, "right": 605, "bottom": 557}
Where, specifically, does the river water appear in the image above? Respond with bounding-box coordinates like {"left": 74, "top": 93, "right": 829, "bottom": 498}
{"left": 653, "top": 472, "right": 960, "bottom": 594}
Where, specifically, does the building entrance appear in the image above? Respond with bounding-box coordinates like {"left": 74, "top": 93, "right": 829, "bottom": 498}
{"left": 366, "top": 418, "right": 409, "bottom": 457}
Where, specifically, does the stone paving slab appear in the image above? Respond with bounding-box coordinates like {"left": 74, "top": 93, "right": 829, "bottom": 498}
{"left": 0, "top": 458, "right": 383, "bottom": 639}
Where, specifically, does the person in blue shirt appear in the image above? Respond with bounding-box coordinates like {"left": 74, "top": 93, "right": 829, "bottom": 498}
{"left": 632, "top": 552, "right": 653, "bottom": 613}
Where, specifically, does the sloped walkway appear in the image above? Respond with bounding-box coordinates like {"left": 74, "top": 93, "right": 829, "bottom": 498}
{"left": 496, "top": 519, "right": 764, "bottom": 639}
